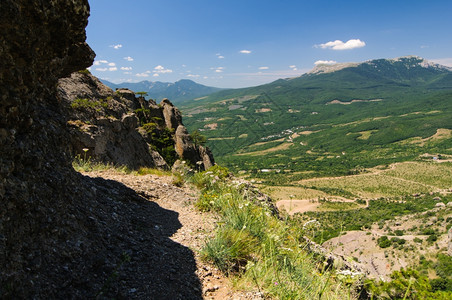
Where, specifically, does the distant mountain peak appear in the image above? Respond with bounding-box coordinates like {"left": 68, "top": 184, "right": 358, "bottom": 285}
{"left": 101, "top": 78, "right": 224, "bottom": 103}
{"left": 307, "top": 56, "right": 452, "bottom": 76}
{"left": 308, "top": 62, "right": 360, "bottom": 75}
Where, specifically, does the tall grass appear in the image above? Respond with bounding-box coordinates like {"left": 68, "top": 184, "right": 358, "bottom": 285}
{"left": 190, "top": 166, "right": 356, "bottom": 299}
{"left": 72, "top": 154, "right": 132, "bottom": 174}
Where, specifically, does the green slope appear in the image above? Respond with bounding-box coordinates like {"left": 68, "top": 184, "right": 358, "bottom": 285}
{"left": 180, "top": 56, "right": 452, "bottom": 180}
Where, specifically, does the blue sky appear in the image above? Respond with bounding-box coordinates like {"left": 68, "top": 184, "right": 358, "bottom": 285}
{"left": 86, "top": 0, "right": 452, "bottom": 88}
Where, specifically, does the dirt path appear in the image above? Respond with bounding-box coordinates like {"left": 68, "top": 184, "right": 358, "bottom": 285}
{"left": 84, "top": 170, "right": 262, "bottom": 299}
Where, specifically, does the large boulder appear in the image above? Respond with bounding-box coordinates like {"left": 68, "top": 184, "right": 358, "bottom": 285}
{"left": 161, "top": 98, "right": 183, "bottom": 130}
{"left": 174, "top": 125, "right": 200, "bottom": 163}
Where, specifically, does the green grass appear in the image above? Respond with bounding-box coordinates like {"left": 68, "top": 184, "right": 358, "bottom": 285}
{"left": 72, "top": 154, "right": 132, "bottom": 174}
{"left": 70, "top": 98, "right": 108, "bottom": 111}
{"left": 190, "top": 167, "right": 357, "bottom": 299}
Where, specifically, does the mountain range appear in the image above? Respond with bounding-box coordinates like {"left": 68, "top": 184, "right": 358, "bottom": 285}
{"left": 180, "top": 56, "right": 452, "bottom": 177}
{"left": 101, "top": 78, "right": 224, "bottom": 103}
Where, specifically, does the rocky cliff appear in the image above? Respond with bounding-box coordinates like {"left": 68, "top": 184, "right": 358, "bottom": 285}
{"left": 0, "top": 1, "right": 203, "bottom": 298}
{"left": 58, "top": 71, "right": 214, "bottom": 170}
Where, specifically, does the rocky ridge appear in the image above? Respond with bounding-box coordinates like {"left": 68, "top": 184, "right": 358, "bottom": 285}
{"left": 0, "top": 1, "right": 204, "bottom": 298}
{"left": 58, "top": 71, "right": 214, "bottom": 170}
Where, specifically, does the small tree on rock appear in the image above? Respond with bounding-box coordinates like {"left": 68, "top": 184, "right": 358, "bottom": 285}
{"left": 190, "top": 130, "right": 206, "bottom": 147}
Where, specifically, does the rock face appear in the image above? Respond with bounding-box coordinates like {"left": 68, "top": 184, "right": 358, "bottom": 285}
{"left": 0, "top": 1, "right": 203, "bottom": 298}
{"left": 58, "top": 72, "right": 159, "bottom": 169}
{"left": 58, "top": 71, "right": 215, "bottom": 170}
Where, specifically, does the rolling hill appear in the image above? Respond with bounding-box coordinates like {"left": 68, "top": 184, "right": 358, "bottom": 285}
{"left": 180, "top": 56, "right": 452, "bottom": 180}
{"left": 101, "top": 78, "right": 224, "bottom": 103}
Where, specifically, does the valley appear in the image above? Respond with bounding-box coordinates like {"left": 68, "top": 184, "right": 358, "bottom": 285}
{"left": 180, "top": 56, "right": 452, "bottom": 293}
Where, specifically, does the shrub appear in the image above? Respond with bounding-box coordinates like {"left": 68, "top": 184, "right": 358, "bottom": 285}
{"left": 413, "top": 237, "right": 423, "bottom": 243}
{"left": 394, "top": 229, "right": 404, "bottom": 236}
{"left": 426, "top": 234, "right": 438, "bottom": 242}
{"left": 78, "top": 69, "right": 91, "bottom": 75}
{"left": 377, "top": 236, "right": 392, "bottom": 248}
{"left": 71, "top": 98, "right": 108, "bottom": 111}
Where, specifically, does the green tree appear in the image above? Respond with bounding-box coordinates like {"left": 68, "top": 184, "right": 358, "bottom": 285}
{"left": 135, "top": 91, "right": 148, "bottom": 98}
{"left": 190, "top": 130, "right": 207, "bottom": 147}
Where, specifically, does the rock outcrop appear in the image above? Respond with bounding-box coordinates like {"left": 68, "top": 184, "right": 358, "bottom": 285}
{"left": 57, "top": 71, "right": 215, "bottom": 170}
{"left": 0, "top": 1, "right": 203, "bottom": 298}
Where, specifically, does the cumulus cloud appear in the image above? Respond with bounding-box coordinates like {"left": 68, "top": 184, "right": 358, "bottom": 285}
{"left": 211, "top": 67, "right": 224, "bottom": 73}
{"left": 93, "top": 60, "right": 117, "bottom": 71}
{"left": 316, "top": 39, "right": 366, "bottom": 50}
{"left": 314, "top": 60, "right": 337, "bottom": 65}
{"left": 239, "top": 50, "right": 252, "bottom": 54}
{"left": 124, "top": 56, "right": 134, "bottom": 61}
{"left": 136, "top": 73, "right": 150, "bottom": 77}
{"left": 216, "top": 53, "right": 225, "bottom": 59}
{"left": 153, "top": 65, "right": 173, "bottom": 74}
{"left": 153, "top": 73, "right": 159, "bottom": 77}
{"left": 93, "top": 60, "right": 108, "bottom": 66}
{"left": 120, "top": 67, "right": 132, "bottom": 71}
{"left": 289, "top": 65, "right": 298, "bottom": 71}
{"left": 187, "top": 74, "right": 200, "bottom": 78}
{"left": 110, "top": 44, "right": 122, "bottom": 49}
{"left": 259, "top": 66, "right": 269, "bottom": 70}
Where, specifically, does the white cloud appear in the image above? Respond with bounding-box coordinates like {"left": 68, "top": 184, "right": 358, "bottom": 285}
{"left": 120, "top": 67, "right": 132, "bottom": 71}
{"left": 153, "top": 65, "right": 173, "bottom": 73}
{"left": 314, "top": 60, "right": 337, "bottom": 65}
{"left": 216, "top": 53, "right": 225, "bottom": 59}
{"left": 123, "top": 72, "right": 132, "bottom": 75}
{"left": 187, "top": 74, "right": 200, "bottom": 78}
{"left": 316, "top": 39, "right": 366, "bottom": 50}
{"left": 111, "top": 44, "right": 122, "bottom": 49}
{"left": 289, "top": 65, "right": 296, "bottom": 69}
{"left": 95, "top": 68, "right": 108, "bottom": 72}
{"left": 145, "top": 70, "right": 152, "bottom": 73}
{"left": 136, "top": 73, "right": 150, "bottom": 77}
{"left": 203, "top": 76, "right": 208, "bottom": 79}
{"left": 259, "top": 66, "right": 269, "bottom": 70}
{"left": 153, "top": 73, "right": 159, "bottom": 77}
{"left": 124, "top": 56, "right": 134, "bottom": 61}
{"left": 239, "top": 50, "right": 252, "bottom": 54}
{"left": 211, "top": 67, "right": 224, "bottom": 73}
{"left": 108, "top": 62, "right": 116, "bottom": 67}
{"left": 108, "top": 67, "right": 117, "bottom": 71}
{"left": 93, "top": 60, "right": 108, "bottom": 66}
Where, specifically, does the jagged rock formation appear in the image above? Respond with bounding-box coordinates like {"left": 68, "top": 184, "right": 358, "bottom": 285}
{"left": 0, "top": 1, "right": 202, "bottom": 298}
{"left": 58, "top": 71, "right": 215, "bottom": 170}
